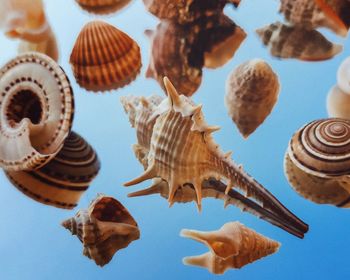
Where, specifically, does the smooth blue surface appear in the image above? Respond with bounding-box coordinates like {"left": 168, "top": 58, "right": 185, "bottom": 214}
{"left": 0, "top": 0, "right": 349, "bottom": 279}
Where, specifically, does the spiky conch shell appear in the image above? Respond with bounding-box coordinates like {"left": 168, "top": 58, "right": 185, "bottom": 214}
{"left": 5, "top": 131, "right": 100, "bottom": 209}
{"left": 225, "top": 59, "right": 280, "bottom": 138}
{"left": 327, "top": 85, "right": 350, "bottom": 119}
{"left": 284, "top": 118, "right": 350, "bottom": 207}
{"left": 62, "top": 194, "right": 140, "bottom": 267}
{"left": 75, "top": 0, "right": 132, "bottom": 15}
{"left": 0, "top": 52, "right": 74, "bottom": 171}
{"left": 256, "top": 22, "right": 342, "bottom": 61}
{"left": 337, "top": 57, "right": 350, "bottom": 94}
{"left": 70, "top": 20, "right": 141, "bottom": 92}
{"left": 181, "top": 221, "right": 280, "bottom": 274}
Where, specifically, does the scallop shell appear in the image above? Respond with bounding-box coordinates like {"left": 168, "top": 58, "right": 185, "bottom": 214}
{"left": 0, "top": 52, "right": 74, "bottom": 171}
{"left": 75, "top": 0, "right": 132, "bottom": 15}
{"left": 256, "top": 22, "right": 343, "bottom": 61}
{"left": 327, "top": 85, "right": 350, "bottom": 119}
{"left": 181, "top": 222, "right": 280, "bottom": 274}
{"left": 337, "top": 57, "right": 350, "bottom": 94}
{"left": 62, "top": 194, "right": 140, "bottom": 266}
{"left": 225, "top": 59, "right": 280, "bottom": 138}
{"left": 70, "top": 20, "right": 141, "bottom": 92}
{"left": 5, "top": 131, "right": 100, "bottom": 209}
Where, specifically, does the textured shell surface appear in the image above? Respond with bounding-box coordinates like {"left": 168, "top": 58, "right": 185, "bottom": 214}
{"left": 5, "top": 131, "right": 100, "bottom": 209}
{"left": 181, "top": 221, "right": 280, "bottom": 274}
{"left": 225, "top": 59, "right": 280, "bottom": 138}
{"left": 0, "top": 52, "right": 74, "bottom": 171}
{"left": 256, "top": 22, "right": 343, "bottom": 61}
{"left": 75, "top": 0, "right": 132, "bottom": 15}
{"left": 62, "top": 194, "right": 140, "bottom": 266}
{"left": 327, "top": 85, "right": 350, "bottom": 119}
{"left": 70, "top": 20, "right": 141, "bottom": 92}
{"left": 337, "top": 57, "right": 350, "bottom": 94}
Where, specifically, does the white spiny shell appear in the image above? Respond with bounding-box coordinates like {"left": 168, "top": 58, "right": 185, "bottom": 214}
{"left": 337, "top": 57, "right": 350, "bottom": 94}
{"left": 327, "top": 85, "right": 350, "bottom": 119}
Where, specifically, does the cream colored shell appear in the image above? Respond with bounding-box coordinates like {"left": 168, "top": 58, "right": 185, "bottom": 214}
{"left": 337, "top": 57, "right": 350, "bottom": 94}
{"left": 327, "top": 85, "right": 350, "bottom": 119}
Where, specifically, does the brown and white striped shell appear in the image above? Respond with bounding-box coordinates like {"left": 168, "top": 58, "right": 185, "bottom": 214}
{"left": 284, "top": 118, "right": 350, "bottom": 207}
{"left": 337, "top": 57, "right": 350, "bottom": 94}
{"left": 70, "top": 20, "right": 141, "bottom": 92}
{"left": 225, "top": 59, "right": 280, "bottom": 138}
{"left": 5, "top": 131, "right": 100, "bottom": 209}
{"left": 62, "top": 194, "right": 140, "bottom": 266}
{"left": 75, "top": 0, "right": 132, "bottom": 15}
{"left": 0, "top": 52, "right": 74, "bottom": 171}
{"left": 327, "top": 86, "right": 350, "bottom": 119}
{"left": 256, "top": 22, "right": 342, "bottom": 61}
{"left": 181, "top": 222, "right": 280, "bottom": 274}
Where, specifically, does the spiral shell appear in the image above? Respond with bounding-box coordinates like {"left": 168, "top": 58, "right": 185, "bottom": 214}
{"left": 70, "top": 20, "right": 141, "bottom": 92}
{"left": 75, "top": 0, "right": 132, "bottom": 15}
{"left": 327, "top": 86, "right": 350, "bottom": 119}
{"left": 0, "top": 52, "right": 74, "bottom": 171}
{"left": 337, "top": 57, "right": 350, "bottom": 94}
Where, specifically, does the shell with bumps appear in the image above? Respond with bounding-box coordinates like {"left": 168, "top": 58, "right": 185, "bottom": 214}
{"left": 181, "top": 222, "right": 280, "bottom": 274}
{"left": 70, "top": 20, "right": 141, "bottom": 92}
{"left": 0, "top": 52, "right": 74, "bottom": 171}
{"left": 225, "top": 59, "right": 280, "bottom": 138}
{"left": 62, "top": 194, "right": 140, "bottom": 266}
{"left": 75, "top": 0, "right": 132, "bottom": 15}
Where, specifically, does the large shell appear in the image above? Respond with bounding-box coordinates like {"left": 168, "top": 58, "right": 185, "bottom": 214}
{"left": 181, "top": 222, "right": 280, "bottom": 274}
{"left": 70, "top": 20, "right": 141, "bottom": 92}
{"left": 256, "top": 22, "right": 342, "bottom": 61}
{"left": 62, "top": 194, "right": 140, "bottom": 266}
{"left": 75, "top": 0, "right": 132, "bottom": 15}
{"left": 5, "top": 131, "right": 100, "bottom": 209}
{"left": 337, "top": 57, "right": 350, "bottom": 94}
{"left": 0, "top": 52, "right": 74, "bottom": 171}
{"left": 327, "top": 86, "right": 350, "bottom": 119}
{"left": 225, "top": 59, "right": 280, "bottom": 138}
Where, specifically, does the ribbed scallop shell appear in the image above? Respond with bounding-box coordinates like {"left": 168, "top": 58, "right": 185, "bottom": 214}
{"left": 70, "top": 20, "right": 141, "bottom": 92}
{"left": 225, "top": 59, "right": 280, "bottom": 138}
{"left": 5, "top": 131, "right": 100, "bottom": 209}
{"left": 327, "top": 86, "right": 350, "bottom": 119}
{"left": 62, "top": 194, "right": 140, "bottom": 266}
{"left": 181, "top": 222, "right": 280, "bottom": 274}
{"left": 75, "top": 0, "right": 132, "bottom": 15}
{"left": 337, "top": 57, "right": 350, "bottom": 94}
{"left": 0, "top": 52, "right": 74, "bottom": 171}
{"left": 256, "top": 22, "right": 342, "bottom": 61}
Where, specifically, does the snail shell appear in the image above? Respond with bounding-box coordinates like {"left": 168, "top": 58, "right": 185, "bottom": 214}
{"left": 337, "top": 57, "right": 350, "bottom": 94}
{"left": 70, "top": 20, "right": 141, "bottom": 92}
{"left": 75, "top": 0, "right": 132, "bottom": 15}
{"left": 0, "top": 52, "right": 74, "bottom": 171}
{"left": 327, "top": 85, "right": 350, "bottom": 119}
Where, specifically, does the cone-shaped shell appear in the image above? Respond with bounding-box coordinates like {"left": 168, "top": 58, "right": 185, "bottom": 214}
{"left": 75, "top": 0, "right": 132, "bottom": 15}
{"left": 337, "top": 57, "right": 350, "bottom": 94}
{"left": 70, "top": 20, "right": 141, "bottom": 92}
{"left": 0, "top": 52, "right": 74, "bottom": 171}
{"left": 327, "top": 85, "right": 350, "bottom": 119}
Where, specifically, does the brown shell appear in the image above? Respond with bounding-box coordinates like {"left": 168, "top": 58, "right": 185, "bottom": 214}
{"left": 75, "top": 0, "right": 132, "bottom": 15}
{"left": 70, "top": 20, "right": 141, "bottom": 92}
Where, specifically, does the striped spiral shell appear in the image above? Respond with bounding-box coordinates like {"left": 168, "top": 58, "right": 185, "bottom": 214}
{"left": 75, "top": 0, "right": 132, "bottom": 15}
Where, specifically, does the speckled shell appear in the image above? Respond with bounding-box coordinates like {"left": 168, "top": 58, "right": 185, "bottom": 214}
{"left": 5, "top": 131, "right": 100, "bottom": 209}
{"left": 181, "top": 222, "right": 280, "bottom": 274}
{"left": 337, "top": 57, "right": 350, "bottom": 94}
{"left": 62, "top": 195, "right": 140, "bottom": 266}
{"left": 0, "top": 52, "right": 74, "bottom": 171}
{"left": 327, "top": 86, "right": 350, "bottom": 119}
{"left": 256, "top": 22, "right": 342, "bottom": 61}
{"left": 75, "top": 0, "right": 132, "bottom": 15}
{"left": 70, "top": 20, "right": 141, "bottom": 92}
{"left": 225, "top": 59, "right": 280, "bottom": 138}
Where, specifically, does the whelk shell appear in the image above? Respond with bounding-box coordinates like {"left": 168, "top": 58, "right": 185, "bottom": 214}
{"left": 70, "top": 20, "right": 141, "bottom": 92}
{"left": 75, "top": 0, "right": 132, "bottom": 15}
{"left": 337, "top": 57, "right": 350, "bottom": 94}
{"left": 327, "top": 86, "right": 350, "bottom": 119}
{"left": 0, "top": 52, "right": 74, "bottom": 171}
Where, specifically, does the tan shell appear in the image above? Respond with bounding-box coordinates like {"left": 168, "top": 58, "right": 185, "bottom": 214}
{"left": 62, "top": 194, "right": 140, "bottom": 267}
{"left": 0, "top": 52, "right": 74, "bottom": 171}
{"left": 75, "top": 0, "right": 132, "bottom": 15}
{"left": 5, "top": 131, "right": 100, "bottom": 209}
{"left": 327, "top": 85, "right": 350, "bottom": 119}
{"left": 70, "top": 20, "right": 141, "bottom": 92}
{"left": 337, "top": 57, "right": 350, "bottom": 94}
{"left": 225, "top": 59, "right": 280, "bottom": 138}
{"left": 181, "top": 222, "right": 280, "bottom": 274}
{"left": 256, "top": 22, "right": 342, "bottom": 61}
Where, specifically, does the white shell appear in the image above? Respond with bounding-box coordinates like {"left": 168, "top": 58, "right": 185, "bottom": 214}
{"left": 337, "top": 57, "right": 350, "bottom": 95}
{"left": 327, "top": 85, "right": 350, "bottom": 119}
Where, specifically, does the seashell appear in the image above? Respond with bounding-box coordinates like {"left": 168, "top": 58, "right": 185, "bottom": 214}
{"left": 225, "top": 59, "right": 280, "bottom": 138}
{"left": 121, "top": 78, "right": 309, "bottom": 238}
{"left": 337, "top": 57, "right": 350, "bottom": 94}
{"left": 284, "top": 118, "right": 350, "bottom": 207}
{"left": 327, "top": 85, "right": 350, "bottom": 119}
{"left": 70, "top": 20, "right": 141, "bottom": 92}
{"left": 181, "top": 221, "right": 280, "bottom": 274}
{"left": 62, "top": 194, "right": 140, "bottom": 266}
{"left": 256, "top": 22, "right": 343, "bottom": 61}
{"left": 5, "top": 131, "right": 100, "bottom": 209}
{"left": 75, "top": 0, "right": 132, "bottom": 15}
{"left": 0, "top": 52, "right": 74, "bottom": 171}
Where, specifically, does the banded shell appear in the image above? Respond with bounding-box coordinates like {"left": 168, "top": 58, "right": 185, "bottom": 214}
{"left": 5, "top": 131, "right": 100, "bottom": 209}
{"left": 327, "top": 86, "right": 350, "bottom": 119}
{"left": 0, "top": 52, "right": 74, "bottom": 171}
{"left": 62, "top": 194, "right": 140, "bottom": 266}
{"left": 256, "top": 22, "right": 342, "bottom": 61}
{"left": 284, "top": 118, "right": 350, "bottom": 207}
{"left": 181, "top": 222, "right": 280, "bottom": 274}
{"left": 337, "top": 57, "right": 350, "bottom": 94}
{"left": 70, "top": 20, "right": 141, "bottom": 92}
{"left": 75, "top": 0, "right": 132, "bottom": 15}
{"left": 225, "top": 59, "right": 280, "bottom": 138}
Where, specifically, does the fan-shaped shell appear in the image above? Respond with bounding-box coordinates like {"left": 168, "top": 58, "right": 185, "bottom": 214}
{"left": 337, "top": 57, "right": 350, "bottom": 94}
{"left": 0, "top": 52, "right": 74, "bottom": 171}
{"left": 327, "top": 86, "right": 350, "bottom": 119}
{"left": 225, "top": 59, "right": 280, "bottom": 138}
{"left": 70, "top": 20, "right": 141, "bottom": 92}
{"left": 75, "top": 0, "right": 132, "bottom": 15}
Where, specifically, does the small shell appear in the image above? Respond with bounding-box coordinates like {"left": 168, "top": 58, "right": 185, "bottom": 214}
{"left": 5, "top": 131, "right": 100, "bottom": 209}
{"left": 337, "top": 57, "right": 350, "bottom": 94}
{"left": 70, "top": 20, "right": 141, "bottom": 92}
{"left": 327, "top": 85, "right": 350, "bottom": 119}
{"left": 0, "top": 52, "right": 74, "bottom": 171}
{"left": 181, "top": 222, "right": 280, "bottom": 274}
{"left": 225, "top": 59, "right": 280, "bottom": 138}
{"left": 256, "top": 22, "right": 343, "bottom": 61}
{"left": 62, "top": 194, "right": 140, "bottom": 266}
{"left": 75, "top": 0, "right": 132, "bottom": 15}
